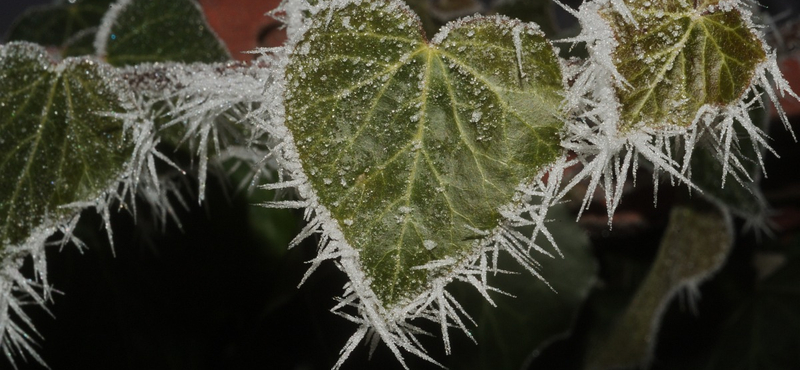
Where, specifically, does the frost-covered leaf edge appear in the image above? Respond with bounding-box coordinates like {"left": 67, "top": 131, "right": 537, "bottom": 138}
{"left": 252, "top": 0, "right": 572, "bottom": 368}
{"left": 0, "top": 41, "right": 148, "bottom": 366}
{"left": 556, "top": 0, "right": 798, "bottom": 225}
{"left": 0, "top": 44, "right": 274, "bottom": 366}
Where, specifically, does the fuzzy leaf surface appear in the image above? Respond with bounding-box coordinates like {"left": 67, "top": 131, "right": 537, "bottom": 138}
{"left": 0, "top": 42, "right": 132, "bottom": 249}
{"left": 285, "top": 1, "right": 564, "bottom": 305}
{"left": 606, "top": 0, "right": 766, "bottom": 129}
{"left": 98, "top": 0, "right": 230, "bottom": 66}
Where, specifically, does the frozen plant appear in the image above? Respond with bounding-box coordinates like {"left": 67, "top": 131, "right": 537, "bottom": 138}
{"left": 0, "top": 0, "right": 796, "bottom": 368}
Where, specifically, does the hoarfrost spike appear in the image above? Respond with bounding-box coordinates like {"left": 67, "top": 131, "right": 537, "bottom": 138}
{"left": 559, "top": 0, "right": 798, "bottom": 222}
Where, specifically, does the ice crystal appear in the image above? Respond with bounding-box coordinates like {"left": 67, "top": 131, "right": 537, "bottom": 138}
{"left": 0, "top": 48, "right": 272, "bottom": 366}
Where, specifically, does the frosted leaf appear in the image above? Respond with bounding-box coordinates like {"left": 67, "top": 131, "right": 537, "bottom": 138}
{"left": 119, "top": 60, "right": 275, "bottom": 202}
{"left": 688, "top": 104, "right": 770, "bottom": 224}
{"left": 603, "top": 0, "right": 767, "bottom": 130}
{"left": 285, "top": 0, "right": 563, "bottom": 306}
{"left": 96, "top": 0, "right": 231, "bottom": 66}
{"left": 558, "top": 0, "right": 796, "bottom": 220}
{"left": 0, "top": 42, "right": 132, "bottom": 250}
{"left": 0, "top": 41, "right": 136, "bottom": 366}
{"left": 277, "top": 0, "right": 566, "bottom": 367}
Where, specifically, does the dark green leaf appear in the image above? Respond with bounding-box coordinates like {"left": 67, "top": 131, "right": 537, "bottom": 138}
{"left": 285, "top": 1, "right": 564, "bottom": 305}
{"left": 0, "top": 42, "right": 132, "bottom": 249}
{"left": 5, "top": 0, "right": 114, "bottom": 47}
{"left": 605, "top": 0, "right": 767, "bottom": 130}
{"left": 493, "top": 0, "right": 557, "bottom": 36}
{"left": 98, "top": 0, "right": 230, "bottom": 66}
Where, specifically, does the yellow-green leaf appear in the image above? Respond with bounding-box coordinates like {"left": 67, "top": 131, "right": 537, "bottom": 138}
{"left": 284, "top": 1, "right": 564, "bottom": 306}
{"left": 605, "top": 0, "right": 767, "bottom": 130}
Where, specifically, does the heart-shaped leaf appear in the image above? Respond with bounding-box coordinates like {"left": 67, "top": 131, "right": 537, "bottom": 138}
{"left": 0, "top": 42, "right": 132, "bottom": 249}
{"left": 284, "top": 1, "right": 564, "bottom": 306}
{"left": 96, "top": 0, "right": 230, "bottom": 66}
{"left": 605, "top": 0, "right": 767, "bottom": 130}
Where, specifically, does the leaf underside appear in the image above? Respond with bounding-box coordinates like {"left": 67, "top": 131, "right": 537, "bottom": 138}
{"left": 0, "top": 42, "right": 132, "bottom": 250}
{"left": 285, "top": 1, "right": 564, "bottom": 305}
{"left": 606, "top": 0, "right": 766, "bottom": 130}
{"left": 100, "top": 0, "right": 230, "bottom": 66}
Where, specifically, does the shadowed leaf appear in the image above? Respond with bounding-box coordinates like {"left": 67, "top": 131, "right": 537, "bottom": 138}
{"left": 446, "top": 205, "right": 596, "bottom": 369}
{"left": 63, "top": 28, "right": 100, "bottom": 57}
{"left": 5, "top": 0, "right": 114, "bottom": 47}
{"left": 97, "top": 0, "right": 230, "bottom": 66}
{"left": 588, "top": 204, "right": 732, "bottom": 369}
{"left": 704, "top": 237, "right": 800, "bottom": 370}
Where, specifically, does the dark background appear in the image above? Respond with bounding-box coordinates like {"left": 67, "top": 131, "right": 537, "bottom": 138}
{"left": 1, "top": 0, "right": 50, "bottom": 37}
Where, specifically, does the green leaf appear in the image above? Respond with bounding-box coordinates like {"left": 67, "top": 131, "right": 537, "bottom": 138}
{"left": 588, "top": 203, "right": 733, "bottom": 369}
{"left": 5, "top": 0, "right": 114, "bottom": 47}
{"left": 284, "top": 1, "right": 564, "bottom": 306}
{"left": 605, "top": 0, "right": 767, "bottom": 130}
{"left": 98, "top": 0, "right": 230, "bottom": 66}
{"left": 0, "top": 42, "right": 132, "bottom": 249}
{"left": 446, "top": 205, "right": 596, "bottom": 369}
